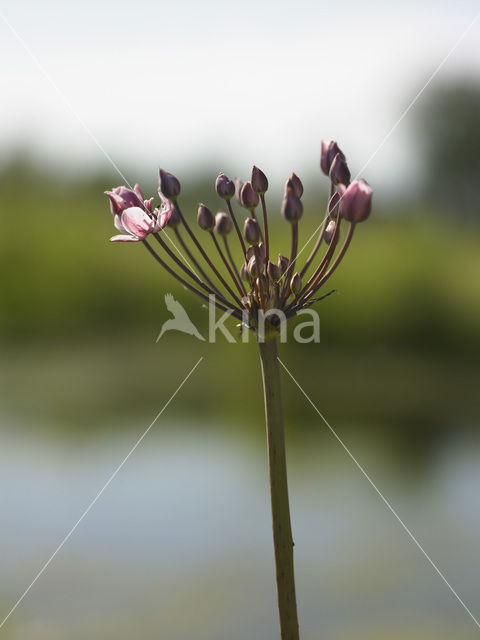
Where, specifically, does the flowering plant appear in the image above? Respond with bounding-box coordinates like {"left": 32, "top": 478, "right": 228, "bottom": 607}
{"left": 106, "top": 141, "right": 372, "bottom": 639}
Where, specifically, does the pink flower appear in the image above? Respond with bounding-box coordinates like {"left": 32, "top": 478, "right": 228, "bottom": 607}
{"left": 110, "top": 207, "right": 155, "bottom": 242}
{"left": 107, "top": 183, "right": 174, "bottom": 242}
{"left": 338, "top": 179, "right": 372, "bottom": 223}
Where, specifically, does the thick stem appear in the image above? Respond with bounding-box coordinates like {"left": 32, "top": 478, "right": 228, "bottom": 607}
{"left": 258, "top": 338, "right": 299, "bottom": 640}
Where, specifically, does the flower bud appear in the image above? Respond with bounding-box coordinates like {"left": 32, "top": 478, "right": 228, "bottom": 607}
{"left": 215, "top": 172, "right": 235, "bottom": 200}
{"left": 235, "top": 178, "right": 244, "bottom": 205}
{"left": 324, "top": 220, "right": 337, "bottom": 245}
{"left": 277, "top": 254, "right": 289, "bottom": 274}
{"left": 329, "top": 153, "right": 351, "bottom": 186}
{"left": 248, "top": 255, "right": 260, "bottom": 278}
{"left": 290, "top": 272, "right": 302, "bottom": 295}
{"left": 240, "top": 263, "right": 250, "bottom": 282}
{"left": 267, "top": 260, "right": 281, "bottom": 280}
{"left": 257, "top": 274, "right": 268, "bottom": 291}
{"left": 251, "top": 166, "right": 269, "bottom": 194}
{"left": 215, "top": 211, "right": 233, "bottom": 235}
{"left": 320, "top": 141, "right": 346, "bottom": 176}
{"left": 257, "top": 242, "right": 266, "bottom": 261}
{"left": 328, "top": 192, "right": 341, "bottom": 219}
{"left": 244, "top": 217, "right": 260, "bottom": 244}
{"left": 339, "top": 180, "right": 372, "bottom": 223}
{"left": 281, "top": 190, "right": 303, "bottom": 222}
{"left": 166, "top": 207, "right": 181, "bottom": 227}
{"left": 159, "top": 169, "right": 181, "bottom": 199}
{"left": 197, "top": 203, "right": 215, "bottom": 231}
{"left": 240, "top": 181, "right": 260, "bottom": 210}
{"left": 285, "top": 173, "right": 303, "bottom": 198}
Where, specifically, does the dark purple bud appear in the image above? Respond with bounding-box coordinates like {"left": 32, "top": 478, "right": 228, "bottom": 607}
{"left": 320, "top": 140, "right": 346, "bottom": 176}
{"left": 235, "top": 178, "right": 244, "bottom": 205}
{"left": 328, "top": 192, "right": 341, "bottom": 219}
{"left": 240, "top": 181, "right": 260, "bottom": 210}
{"left": 267, "top": 260, "right": 281, "bottom": 280}
{"left": 290, "top": 273, "right": 302, "bottom": 295}
{"left": 240, "top": 263, "right": 250, "bottom": 282}
{"left": 251, "top": 166, "right": 269, "bottom": 194}
{"left": 339, "top": 180, "right": 372, "bottom": 223}
{"left": 277, "top": 254, "right": 289, "bottom": 274}
{"left": 248, "top": 255, "right": 260, "bottom": 278}
{"left": 197, "top": 203, "right": 215, "bottom": 231}
{"left": 324, "top": 220, "right": 337, "bottom": 245}
{"left": 244, "top": 217, "right": 260, "bottom": 244}
{"left": 329, "top": 153, "right": 351, "bottom": 186}
{"left": 215, "top": 173, "right": 235, "bottom": 200}
{"left": 159, "top": 169, "right": 181, "bottom": 199}
{"left": 215, "top": 211, "right": 233, "bottom": 235}
{"left": 285, "top": 173, "right": 303, "bottom": 198}
{"left": 166, "top": 207, "right": 181, "bottom": 227}
{"left": 281, "top": 190, "right": 303, "bottom": 223}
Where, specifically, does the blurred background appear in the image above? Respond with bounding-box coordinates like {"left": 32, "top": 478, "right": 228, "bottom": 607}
{"left": 1, "top": 1, "right": 480, "bottom": 638}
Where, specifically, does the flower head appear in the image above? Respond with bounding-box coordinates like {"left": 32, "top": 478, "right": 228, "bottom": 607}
{"left": 106, "top": 146, "right": 372, "bottom": 335}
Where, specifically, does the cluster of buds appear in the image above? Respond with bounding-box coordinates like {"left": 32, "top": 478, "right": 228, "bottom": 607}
{"left": 105, "top": 141, "right": 372, "bottom": 334}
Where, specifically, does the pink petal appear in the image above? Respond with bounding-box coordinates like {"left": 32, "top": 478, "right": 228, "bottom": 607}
{"left": 154, "top": 196, "right": 174, "bottom": 231}
{"left": 121, "top": 207, "right": 154, "bottom": 238}
{"left": 144, "top": 197, "right": 154, "bottom": 213}
{"left": 114, "top": 214, "right": 126, "bottom": 232}
{"left": 110, "top": 234, "right": 140, "bottom": 242}
{"left": 105, "top": 191, "right": 124, "bottom": 216}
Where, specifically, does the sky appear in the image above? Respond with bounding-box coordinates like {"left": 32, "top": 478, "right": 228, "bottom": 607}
{"left": 1, "top": 0, "right": 479, "bottom": 196}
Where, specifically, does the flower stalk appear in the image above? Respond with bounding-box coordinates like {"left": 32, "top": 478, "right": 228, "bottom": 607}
{"left": 259, "top": 337, "right": 299, "bottom": 640}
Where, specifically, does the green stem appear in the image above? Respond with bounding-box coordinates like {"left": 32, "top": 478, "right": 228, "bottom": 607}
{"left": 258, "top": 338, "right": 300, "bottom": 640}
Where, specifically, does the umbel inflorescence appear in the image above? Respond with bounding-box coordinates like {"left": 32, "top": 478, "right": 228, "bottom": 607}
{"left": 106, "top": 141, "right": 372, "bottom": 338}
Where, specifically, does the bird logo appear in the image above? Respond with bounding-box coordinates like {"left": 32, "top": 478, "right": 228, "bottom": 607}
{"left": 156, "top": 294, "right": 205, "bottom": 342}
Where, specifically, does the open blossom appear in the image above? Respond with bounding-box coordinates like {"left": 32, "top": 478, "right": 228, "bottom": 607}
{"left": 107, "top": 184, "right": 173, "bottom": 242}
